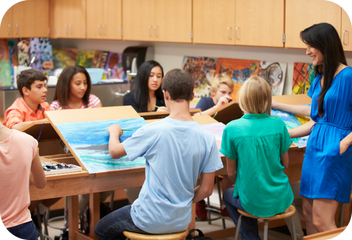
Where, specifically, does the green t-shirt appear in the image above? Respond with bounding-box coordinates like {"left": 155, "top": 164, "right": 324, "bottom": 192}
{"left": 220, "top": 113, "right": 293, "bottom": 217}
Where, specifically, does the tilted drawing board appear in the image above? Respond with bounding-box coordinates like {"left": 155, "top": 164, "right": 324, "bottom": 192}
{"left": 139, "top": 108, "right": 201, "bottom": 120}
{"left": 45, "top": 106, "right": 148, "bottom": 175}
{"left": 209, "top": 101, "right": 243, "bottom": 125}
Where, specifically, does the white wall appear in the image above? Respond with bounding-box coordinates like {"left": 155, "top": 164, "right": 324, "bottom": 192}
{"left": 51, "top": 39, "right": 352, "bottom": 95}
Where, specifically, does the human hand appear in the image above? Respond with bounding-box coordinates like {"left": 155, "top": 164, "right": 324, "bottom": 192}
{"left": 339, "top": 138, "right": 350, "bottom": 155}
{"left": 156, "top": 107, "right": 168, "bottom": 112}
{"left": 107, "top": 124, "right": 123, "bottom": 137}
{"left": 216, "top": 96, "right": 231, "bottom": 108}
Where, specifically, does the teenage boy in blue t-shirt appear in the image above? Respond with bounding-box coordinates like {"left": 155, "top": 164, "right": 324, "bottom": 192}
{"left": 95, "top": 68, "right": 223, "bottom": 240}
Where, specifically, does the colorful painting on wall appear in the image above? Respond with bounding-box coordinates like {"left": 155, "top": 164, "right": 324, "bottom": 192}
{"left": 292, "top": 62, "right": 315, "bottom": 95}
{"left": 182, "top": 56, "right": 218, "bottom": 98}
{"left": 52, "top": 48, "right": 78, "bottom": 69}
{"left": 104, "top": 52, "right": 124, "bottom": 79}
{"left": 215, "top": 58, "right": 260, "bottom": 100}
{"left": 76, "top": 50, "right": 104, "bottom": 68}
{"left": 56, "top": 117, "right": 147, "bottom": 174}
{"left": 258, "top": 61, "right": 287, "bottom": 96}
{"left": 0, "top": 39, "right": 12, "bottom": 87}
{"left": 29, "top": 38, "right": 54, "bottom": 76}
{"left": 17, "top": 38, "right": 30, "bottom": 66}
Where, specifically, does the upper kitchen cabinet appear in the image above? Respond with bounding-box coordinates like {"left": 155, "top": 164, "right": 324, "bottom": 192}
{"left": 87, "top": 0, "right": 122, "bottom": 40}
{"left": 0, "top": 8, "right": 13, "bottom": 38}
{"left": 122, "top": 0, "right": 192, "bottom": 43}
{"left": 235, "top": 0, "right": 284, "bottom": 48}
{"left": 193, "top": 0, "right": 235, "bottom": 45}
{"left": 341, "top": 9, "right": 352, "bottom": 51}
{"left": 50, "top": 0, "right": 86, "bottom": 38}
{"left": 285, "top": 0, "right": 341, "bottom": 49}
{"left": 0, "top": 0, "right": 49, "bottom": 38}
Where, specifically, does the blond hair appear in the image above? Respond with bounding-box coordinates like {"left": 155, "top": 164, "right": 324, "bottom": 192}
{"left": 239, "top": 76, "right": 271, "bottom": 116}
{"left": 210, "top": 73, "right": 234, "bottom": 93}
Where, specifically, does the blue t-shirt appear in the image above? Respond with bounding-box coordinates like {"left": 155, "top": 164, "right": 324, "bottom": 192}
{"left": 123, "top": 117, "right": 223, "bottom": 233}
{"left": 195, "top": 97, "right": 215, "bottom": 111}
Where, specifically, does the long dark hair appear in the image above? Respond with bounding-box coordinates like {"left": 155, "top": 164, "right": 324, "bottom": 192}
{"left": 131, "top": 60, "right": 164, "bottom": 112}
{"left": 53, "top": 66, "right": 92, "bottom": 107}
{"left": 300, "top": 23, "right": 347, "bottom": 117}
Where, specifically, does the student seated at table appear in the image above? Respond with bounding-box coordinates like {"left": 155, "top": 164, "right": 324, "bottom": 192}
{"left": 0, "top": 121, "right": 46, "bottom": 240}
{"left": 194, "top": 73, "right": 234, "bottom": 220}
{"left": 123, "top": 60, "right": 167, "bottom": 112}
{"left": 221, "top": 76, "right": 294, "bottom": 240}
{"left": 95, "top": 68, "right": 223, "bottom": 240}
{"left": 2, "top": 69, "right": 60, "bottom": 226}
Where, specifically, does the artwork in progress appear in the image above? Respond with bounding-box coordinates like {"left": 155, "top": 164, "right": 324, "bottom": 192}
{"left": 292, "top": 62, "right": 315, "bottom": 95}
{"left": 258, "top": 61, "right": 287, "bottom": 96}
{"left": 56, "top": 117, "right": 147, "bottom": 174}
{"left": 182, "top": 56, "right": 218, "bottom": 98}
{"left": 215, "top": 58, "right": 260, "bottom": 100}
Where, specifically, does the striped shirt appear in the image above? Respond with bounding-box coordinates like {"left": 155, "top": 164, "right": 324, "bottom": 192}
{"left": 50, "top": 94, "right": 101, "bottom": 110}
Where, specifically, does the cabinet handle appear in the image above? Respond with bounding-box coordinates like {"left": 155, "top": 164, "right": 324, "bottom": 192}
{"left": 227, "top": 27, "right": 232, "bottom": 40}
{"left": 149, "top": 25, "right": 152, "bottom": 37}
{"left": 8, "top": 24, "right": 10, "bottom": 35}
{"left": 343, "top": 30, "right": 348, "bottom": 45}
{"left": 154, "top": 25, "right": 158, "bottom": 37}
{"left": 16, "top": 24, "right": 18, "bottom": 34}
{"left": 98, "top": 25, "right": 100, "bottom": 35}
{"left": 69, "top": 24, "right": 72, "bottom": 35}
{"left": 103, "top": 24, "right": 106, "bottom": 35}
{"left": 65, "top": 24, "right": 68, "bottom": 34}
{"left": 235, "top": 27, "right": 240, "bottom": 40}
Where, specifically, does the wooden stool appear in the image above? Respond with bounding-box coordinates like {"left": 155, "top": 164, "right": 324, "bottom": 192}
{"left": 123, "top": 230, "right": 189, "bottom": 240}
{"left": 234, "top": 205, "right": 297, "bottom": 240}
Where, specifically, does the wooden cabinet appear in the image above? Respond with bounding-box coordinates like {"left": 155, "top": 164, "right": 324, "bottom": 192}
{"left": 0, "top": 8, "right": 13, "bottom": 38}
{"left": 51, "top": 0, "right": 86, "bottom": 39}
{"left": 235, "top": 0, "right": 284, "bottom": 48}
{"left": 341, "top": 10, "right": 352, "bottom": 51}
{"left": 285, "top": 0, "right": 341, "bottom": 49}
{"left": 122, "top": 0, "right": 192, "bottom": 43}
{"left": 87, "top": 0, "right": 122, "bottom": 40}
{"left": 193, "top": 0, "right": 235, "bottom": 45}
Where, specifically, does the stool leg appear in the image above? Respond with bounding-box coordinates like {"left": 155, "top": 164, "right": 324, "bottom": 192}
{"left": 207, "top": 196, "right": 211, "bottom": 224}
{"left": 216, "top": 176, "right": 226, "bottom": 229}
{"left": 234, "top": 215, "right": 242, "bottom": 240}
{"left": 340, "top": 204, "right": 345, "bottom": 228}
{"left": 264, "top": 220, "right": 268, "bottom": 240}
{"left": 291, "top": 217, "right": 297, "bottom": 240}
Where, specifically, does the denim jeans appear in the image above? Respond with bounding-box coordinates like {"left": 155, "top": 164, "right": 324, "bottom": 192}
{"left": 94, "top": 205, "right": 148, "bottom": 240}
{"left": 7, "top": 221, "right": 37, "bottom": 240}
{"left": 223, "top": 188, "right": 261, "bottom": 240}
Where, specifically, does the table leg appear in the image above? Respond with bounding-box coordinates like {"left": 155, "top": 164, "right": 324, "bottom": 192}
{"left": 68, "top": 195, "right": 79, "bottom": 240}
{"left": 89, "top": 192, "right": 100, "bottom": 240}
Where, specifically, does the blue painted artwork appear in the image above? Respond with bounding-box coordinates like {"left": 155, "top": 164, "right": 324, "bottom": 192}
{"left": 56, "top": 117, "right": 147, "bottom": 173}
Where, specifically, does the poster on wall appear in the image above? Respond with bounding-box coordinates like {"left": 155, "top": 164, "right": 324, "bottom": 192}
{"left": 215, "top": 58, "right": 260, "bottom": 100}
{"left": 292, "top": 62, "right": 315, "bottom": 95}
{"left": 258, "top": 61, "right": 287, "bottom": 96}
{"left": 182, "top": 56, "right": 218, "bottom": 98}
{"left": 0, "top": 39, "right": 13, "bottom": 87}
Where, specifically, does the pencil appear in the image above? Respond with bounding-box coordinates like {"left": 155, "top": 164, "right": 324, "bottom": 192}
{"left": 154, "top": 105, "right": 159, "bottom": 109}
{"left": 272, "top": 89, "right": 278, "bottom": 96}
{"left": 213, "top": 112, "right": 218, "bottom": 119}
{"left": 122, "top": 129, "right": 133, "bottom": 131}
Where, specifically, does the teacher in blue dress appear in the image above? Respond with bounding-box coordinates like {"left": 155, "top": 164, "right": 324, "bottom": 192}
{"left": 284, "top": 23, "right": 352, "bottom": 235}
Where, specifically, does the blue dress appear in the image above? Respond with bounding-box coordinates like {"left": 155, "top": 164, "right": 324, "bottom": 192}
{"left": 300, "top": 67, "right": 352, "bottom": 203}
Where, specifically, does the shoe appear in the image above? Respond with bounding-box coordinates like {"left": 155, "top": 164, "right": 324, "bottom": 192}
{"left": 196, "top": 200, "right": 207, "bottom": 221}
{"left": 221, "top": 207, "right": 230, "bottom": 217}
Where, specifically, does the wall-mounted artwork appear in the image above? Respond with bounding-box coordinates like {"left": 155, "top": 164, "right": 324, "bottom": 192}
{"left": 215, "top": 58, "right": 260, "bottom": 100}
{"left": 30, "top": 38, "right": 54, "bottom": 76}
{"left": 292, "top": 62, "right": 315, "bottom": 95}
{"left": 104, "top": 52, "right": 124, "bottom": 79}
{"left": 56, "top": 117, "right": 147, "bottom": 174}
{"left": 52, "top": 48, "right": 78, "bottom": 70}
{"left": 76, "top": 50, "right": 104, "bottom": 68}
{"left": 258, "top": 61, "right": 287, "bottom": 96}
{"left": 0, "top": 39, "right": 12, "bottom": 87}
{"left": 182, "top": 56, "right": 218, "bottom": 98}
{"left": 17, "top": 38, "right": 30, "bottom": 66}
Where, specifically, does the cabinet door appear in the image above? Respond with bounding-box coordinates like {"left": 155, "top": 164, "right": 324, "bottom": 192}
{"left": 0, "top": 8, "right": 13, "bottom": 38}
{"left": 235, "top": 0, "right": 284, "bottom": 47}
{"left": 122, "top": 0, "right": 154, "bottom": 41}
{"left": 103, "top": 0, "right": 122, "bottom": 40}
{"left": 193, "top": 0, "right": 235, "bottom": 45}
{"left": 285, "top": 0, "right": 341, "bottom": 49}
{"left": 87, "top": 0, "right": 104, "bottom": 39}
{"left": 341, "top": 10, "right": 352, "bottom": 51}
{"left": 154, "top": 0, "right": 192, "bottom": 43}
{"left": 12, "top": 0, "right": 49, "bottom": 38}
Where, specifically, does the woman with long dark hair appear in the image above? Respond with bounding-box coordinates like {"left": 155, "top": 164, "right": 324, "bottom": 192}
{"left": 273, "top": 23, "right": 352, "bottom": 234}
{"left": 123, "top": 60, "right": 166, "bottom": 112}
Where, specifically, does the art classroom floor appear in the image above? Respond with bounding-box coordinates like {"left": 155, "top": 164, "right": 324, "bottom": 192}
{"left": 43, "top": 187, "right": 294, "bottom": 240}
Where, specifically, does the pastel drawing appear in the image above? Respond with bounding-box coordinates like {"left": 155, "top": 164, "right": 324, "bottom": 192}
{"left": 56, "top": 117, "right": 147, "bottom": 174}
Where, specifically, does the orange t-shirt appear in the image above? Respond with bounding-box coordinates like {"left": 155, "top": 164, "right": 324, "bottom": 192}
{"left": 3, "top": 98, "right": 51, "bottom": 129}
{"left": 0, "top": 130, "right": 37, "bottom": 228}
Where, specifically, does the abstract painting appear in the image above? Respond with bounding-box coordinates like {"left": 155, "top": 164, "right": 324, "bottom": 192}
{"left": 182, "top": 56, "right": 218, "bottom": 98}
{"left": 76, "top": 50, "right": 103, "bottom": 68}
{"left": 258, "top": 61, "right": 287, "bottom": 96}
{"left": 56, "top": 117, "right": 147, "bottom": 174}
{"left": 0, "top": 39, "right": 12, "bottom": 87}
{"left": 292, "top": 62, "right": 315, "bottom": 95}
{"left": 52, "top": 48, "right": 78, "bottom": 69}
{"left": 215, "top": 58, "right": 260, "bottom": 100}
{"left": 104, "top": 52, "right": 124, "bottom": 79}
{"left": 30, "top": 38, "right": 54, "bottom": 75}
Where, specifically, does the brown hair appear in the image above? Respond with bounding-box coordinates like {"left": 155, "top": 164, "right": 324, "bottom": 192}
{"left": 162, "top": 68, "right": 194, "bottom": 101}
{"left": 239, "top": 76, "right": 271, "bottom": 116}
{"left": 16, "top": 69, "right": 47, "bottom": 97}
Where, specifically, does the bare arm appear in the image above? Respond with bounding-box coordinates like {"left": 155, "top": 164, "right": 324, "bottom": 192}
{"left": 226, "top": 157, "right": 237, "bottom": 183}
{"left": 96, "top": 102, "right": 103, "bottom": 108}
{"left": 107, "top": 124, "right": 127, "bottom": 159}
{"left": 194, "top": 96, "right": 231, "bottom": 116}
{"left": 280, "top": 152, "right": 289, "bottom": 168}
{"left": 30, "top": 151, "right": 46, "bottom": 189}
{"left": 289, "top": 119, "right": 315, "bottom": 138}
{"left": 193, "top": 172, "right": 215, "bottom": 203}
{"left": 340, "top": 132, "right": 352, "bottom": 155}
{"left": 272, "top": 100, "right": 311, "bottom": 117}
